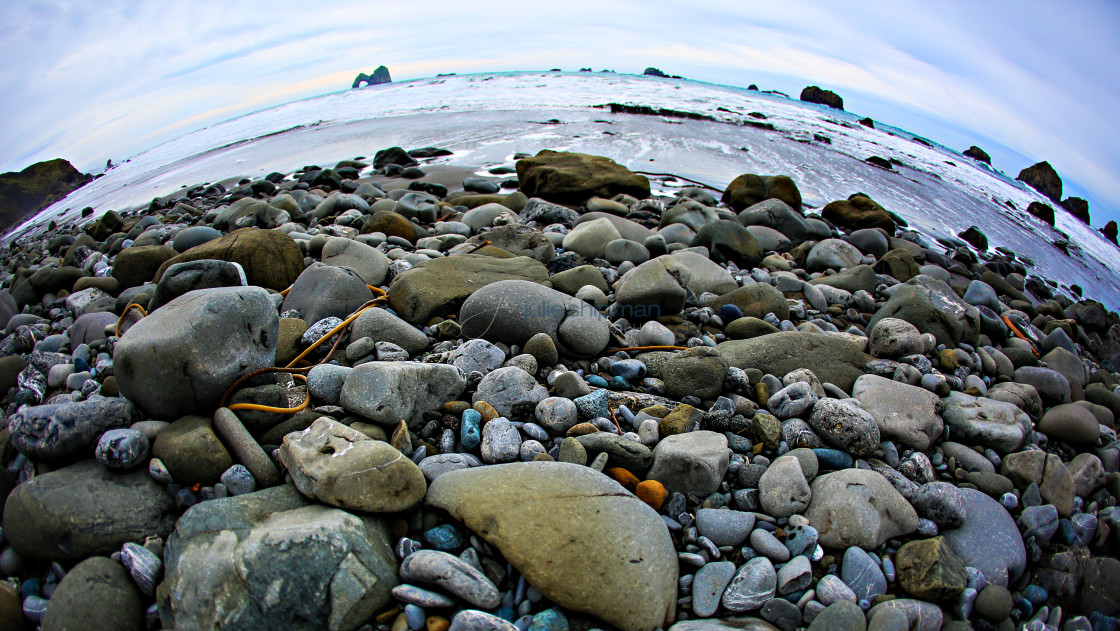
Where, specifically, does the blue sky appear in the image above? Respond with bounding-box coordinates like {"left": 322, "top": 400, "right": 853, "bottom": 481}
{"left": 2, "top": 0, "right": 1118, "bottom": 225}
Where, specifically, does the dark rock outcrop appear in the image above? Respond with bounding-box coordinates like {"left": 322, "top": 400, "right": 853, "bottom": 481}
{"left": 963, "top": 146, "right": 991, "bottom": 164}
{"left": 1061, "top": 197, "right": 1090, "bottom": 225}
{"left": 1017, "top": 161, "right": 1062, "bottom": 202}
{"left": 1103, "top": 221, "right": 1118, "bottom": 245}
{"left": 800, "top": 86, "right": 844, "bottom": 110}
{"left": 1027, "top": 201, "right": 1055, "bottom": 226}
{"left": 352, "top": 65, "right": 392, "bottom": 89}
{"left": 0, "top": 159, "right": 92, "bottom": 233}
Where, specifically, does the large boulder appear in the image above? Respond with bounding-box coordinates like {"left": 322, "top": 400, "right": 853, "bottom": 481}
{"left": 669, "top": 250, "right": 739, "bottom": 295}
{"left": 737, "top": 198, "right": 813, "bottom": 244}
{"left": 153, "top": 228, "right": 303, "bottom": 292}
{"left": 213, "top": 198, "right": 290, "bottom": 231}
{"left": 800, "top": 86, "right": 844, "bottom": 110}
{"left": 615, "top": 256, "right": 692, "bottom": 318}
{"left": 852, "top": 374, "right": 943, "bottom": 451}
{"left": 460, "top": 279, "right": 610, "bottom": 357}
{"left": 321, "top": 237, "right": 391, "bottom": 286}
{"left": 1017, "top": 161, "right": 1062, "bottom": 203}
{"left": 717, "top": 332, "right": 869, "bottom": 392}
{"left": 805, "top": 468, "right": 919, "bottom": 550}
{"left": 281, "top": 262, "right": 373, "bottom": 325}
{"left": 426, "top": 462, "right": 677, "bottom": 631}
{"left": 339, "top": 362, "right": 467, "bottom": 425}
{"left": 648, "top": 431, "right": 730, "bottom": 497}
{"left": 387, "top": 254, "right": 549, "bottom": 324}
{"left": 692, "top": 220, "right": 764, "bottom": 267}
{"left": 821, "top": 195, "right": 896, "bottom": 234}
{"left": 867, "top": 275, "right": 980, "bottom": 347}
{"left": 721, "top": 174, "right": 802, "bottom": 212}
{"left": 41, "top": 557, "right": 143, "bottom": 631}
{"left": 703, "top": 282, "right": 790, "bottom": 321}
{"left": 941, "top": 488, "right": 1025, "bottom": 586}
{"left": 7, "top": 396, "right": 136, "bottom": 460}
{"left": 940, "top": 391, "right": 1031, "bottom": 453}
{"left": 114, "top": 287, "right": 279, "bottom": 419}
{"left": 279, "top": 418, "right": 426, "bottom": 513}
{"left": 516, "top": 150, "right": 650, "bottom": 203}
{"left": 3, "top": 460, "right": 176, "bottom": 561}
{"left": 147, "top": 260, "right": 248, "bottom": 311}
{"left": 112, "top": 245, "right": 178, "bottom": 289}
{"left": 157, "top": 485, "right": 397, "bottom": 631}
{"left": 562, "top": 218, "right": 622, "bottom": 260}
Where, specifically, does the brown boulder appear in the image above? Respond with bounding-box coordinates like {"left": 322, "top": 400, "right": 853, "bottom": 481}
{"left": 516, "top": 150, "right": 649, "bottom": 203}
{"left": 153, "top": 228, "right": 303, "bottom": 291}
{"left": 360, "top": 210, "right": 425, "bottom": 244}
{"left": 721, "top": 174, "right": 802, "bottom": 212}
{"left": 822, "top": 194, "right": 896, "bottom": 234}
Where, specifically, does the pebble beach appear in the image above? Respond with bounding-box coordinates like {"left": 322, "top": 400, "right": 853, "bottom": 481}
{"left": 0, "top": 119, "right": 1118, "bottom": 631}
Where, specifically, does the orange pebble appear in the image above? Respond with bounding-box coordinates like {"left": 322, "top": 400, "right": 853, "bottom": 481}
{"left": 605, "top": 467, "right": 640, "bottom": 491}
{"left": 473, "top": 401, "right": 499, "bottom": 422}
{"left": 426, "top": 616, "right": 451, "bottom": 631}
{"left": 636, "top": 479, "right": 668, "bottom": 510}
{"left": 375, "top": 608, "right": 401, "bottom": 625}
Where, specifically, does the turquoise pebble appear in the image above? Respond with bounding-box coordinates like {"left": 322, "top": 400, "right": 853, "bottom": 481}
{"left": 1022, "top": 584, "right": 1047, "bottom": 605}
{"left": 587, "top": 375, "right": 609, "bottom": 388}
{"left": 461, "top": 409, "right": 481, "bottom": 450}
{"left": 813, "top": 448, "right": 854, "bottom": 470}
{"left": 496, "top": 606, "right": 517, "bottom": 622}
{"left": 422, "top": 524, "right": 462, "bottom": 551}
{"left": 528, "top": 608, "right": 570, "bottom": 631}
{"left": 609, "top": 376, "right": 631, "bottom": 390}
{"left": 573, "top": 389, "right": 609, "bottom": 419}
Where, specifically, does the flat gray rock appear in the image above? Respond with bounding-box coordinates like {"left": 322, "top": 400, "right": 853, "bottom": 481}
{"left": 852, "top": 374, "right": 942, "bottom": 451}
{"left": 425, "top": 462, "right": 677, "bottom": 631}
{"left": 805, "top": 468, "right": 919, "bottom": 550}
{"left": 940, "top": 488, "right": 1026, "bottom": 587}
{"left": 340, "top": 362, "right": 467, "bottom": 425}
{"left": 460, "top": 279, "right": 609, "bottom": 357}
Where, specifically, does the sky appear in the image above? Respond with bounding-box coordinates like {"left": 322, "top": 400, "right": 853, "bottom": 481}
{"left": 2, "top": 0, "right": 1118, "bottom": 226}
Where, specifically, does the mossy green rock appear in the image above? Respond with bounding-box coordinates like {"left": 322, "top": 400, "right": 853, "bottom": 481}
{"left": 387, "top": 253, "right": 549, "bottom": 323}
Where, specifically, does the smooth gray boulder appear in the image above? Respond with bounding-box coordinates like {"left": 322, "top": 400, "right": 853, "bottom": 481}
{"left": 615, "top": 256, "right": 691, "bottom": 318}
{"left": 940, "top": 391, "right": 1031, "bottom": 453}
{"left": 718, "top": 333, "right": 868, "bottom": 392}
{"left": 852, "top": 374, "right": 943, "bottom": 451}
{"left": 3, "top": 460, "right": 176, "bottom": 561}
{"left": 941, "top": 488, "right": 1025, "bottom": 586}
{"left": 460, "top": 279, "right": 610, "bottom": 357}
{"left": 349, "top": 307, "right": 430, "bottom": 356}
{"left": 867, "top": 275, "right": 980, "bottom": 347}
{"left": 321, "top": 236, "right": 391, "bottom": 286}
{"left": 157, "top": 485, "right": 397, "bottom": 631}
{"left": 114, "top": 286, "right": 278, "bottom": 419}
{"left": 8, "top": 396, "right": 136, "bottom": 460}
{"left": 805, "top": 468, "right": 919, "bottom": 550}
{"left": 281, "top": 262, "right": 373, "bottom": 325}
{"left": 340, "top": 362, "right": 467, "bottom": 425}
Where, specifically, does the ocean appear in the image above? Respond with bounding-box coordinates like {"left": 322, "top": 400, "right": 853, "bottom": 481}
{"left": 9, "top": 71, "right": 1119, "bottom": 308}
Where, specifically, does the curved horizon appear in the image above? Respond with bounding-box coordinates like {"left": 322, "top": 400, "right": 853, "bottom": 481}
{"left": 1, "top": 1, "right": 1117, "bottom": 226}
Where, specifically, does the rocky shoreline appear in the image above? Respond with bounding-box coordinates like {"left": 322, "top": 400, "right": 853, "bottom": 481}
{"left": 0, "top": 146, "right": 1117, "bottom": 631}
